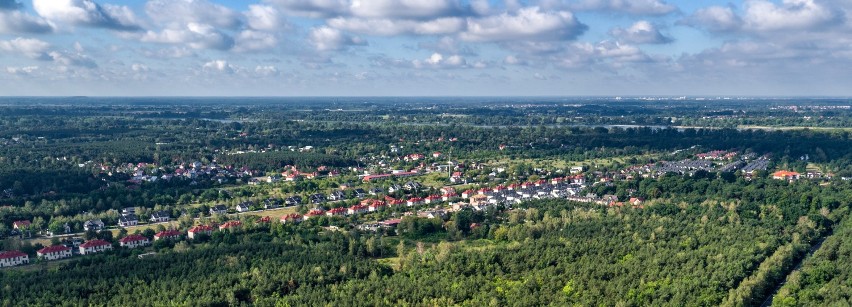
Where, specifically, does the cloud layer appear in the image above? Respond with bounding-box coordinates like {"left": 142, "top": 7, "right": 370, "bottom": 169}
{"left": 0, "top": 0, "right": 851, "bottom": 96}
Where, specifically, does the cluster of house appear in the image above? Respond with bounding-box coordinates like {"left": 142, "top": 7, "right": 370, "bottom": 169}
{"left": 771, "top": 170, "right": 834, "bottom": 181}
{"left": 457, "top": 177, "right": 590, "bottom": 209}
{"left": 614, "top": 153, "right": 771, "bottom": 179}
{"left": 84, "top": 161, "right": 261, "bottom": 186}
{"left": 2, "top": 219, "right": 258, "bottom": 267}
{"left": 696, "top": 150, "right": 738, "bottom": 160}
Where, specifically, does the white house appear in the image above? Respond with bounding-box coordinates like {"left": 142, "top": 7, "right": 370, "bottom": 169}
{"left": 79, "top": 239, "right": 113, "bottom": 255}
{"left": 119, "top": 235, "right": 151, "bottom": 249}
{"left": 37, "top": 245, "right": 73, "bottom": 261}
{"left": 0, "top": 250, "right": 29, "bottom": 267}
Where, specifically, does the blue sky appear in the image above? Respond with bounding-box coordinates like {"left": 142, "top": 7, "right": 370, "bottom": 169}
{"left": 0, "top": 0, "right": 850, "bottom": 96}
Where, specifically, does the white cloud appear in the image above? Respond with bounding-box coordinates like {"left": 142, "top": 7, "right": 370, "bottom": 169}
{"left": 264, "top": 0, "right": 350, "bottom": 18}
{"left": 131, "top": 63, "right": 149, "bottom": 72}
{"left": 685, "top": 1, "right": 842, "bottom": 33}
{"left": 142, "top": 46, "right": 196, "bottom": 59}
{"left": 141, "top": 23, "right": 235, "bottom": 50}
{"left": 267, "top": 0, "right": 467, "bottom": 19}
{"left": 308, "top": 26, "right": 366, "bottom": 51}
{"left": 418, "top": 37, "right": 477, "bottom": 55}
{"left": 0, "top": 8, "right": 53, "bottom": 34}
{"left": 145, "top": 0, "right": 241, "bottom": 29}
{"left": 411, "top": 52, "right": 475, "bottom": 69}
{"left": 245, "top": 5, "right": 283, "bottom": 31}
{"left": 48, "top": 50, "right": 97, "bottom": 68}
{"left": 203, "top": 60, "right": 237, "bottom": 73}
{"left": 609, "top": 21, "right": 673, "bottom": 44}
{"left": 571, "top": 0, "right": 677, "bottom": 16}
{"left": 327, "top": 17, "right": 464, "bottom": 36}
{"left": 460, "top": 7, "right": 586, "bottom": 42}
{"left": 255, "top": 65, "right": 279, "bottom": 76}
{"left": 680, "top": 6, "right": 742, "bottom": 32}
{"left": 234, "top": 30, "right": 278, "bottom": 52}
{"left": 743, "top": 0, "right": 841, "bottom": 31}
{"left": 0, "top": 37, "right": 50, "bottom": 59}
{"left": 348, "top": 0, "right": 464, "bottom": 19}
{"left": 6, "top": 65, "right": 39, "bottom": 75}
{"left": 32, "top": 0, "right": 141, "bottom": 31}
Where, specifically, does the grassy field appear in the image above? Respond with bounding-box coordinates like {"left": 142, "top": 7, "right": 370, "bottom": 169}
{"left": 496, "top": 153, "right": 661, "bottom": 170}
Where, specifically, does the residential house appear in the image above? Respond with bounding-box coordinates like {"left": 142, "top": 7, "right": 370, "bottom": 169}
{"left": 37, "top": 245, "right": 72, "bottom": 261}
{"left": 83, "top": 219, "right": 105, "bottom": 232}
{"left": 628, "top": 197, "right": 645, "bottom": 206}
{"left": 442, "top": 193, "right": 458, "bottom": 202}
{"left": 119, "top": 235, "right": 150, "bottom": 248}
{"left": 0, "top": 251, "right": 29, "bottom": 268}
{"left": 461, "top": 190, "right": 474, "bottom": 199}
{"left": 368, "top": 201, "right": 387, "bottom": 212}
{"left": 348, "top": 204, "right": 368, "bottom": 215}
{"left": 470, "top": 194, "right": 488, "bottom": 207}
{"left": 450, "top": 172, "right": 463, "bottom": 183}
{"left": 403, "top": 181, "right": 422, "bottom": 191}
{"left": 425, "top": 195, "right": 442, "bottom": 204}
{"left": 329, "top": 190, "right": 347, "bottom": 201}
{"left": 772, "top": 170, "right": 801, "bottom": 180}
{"left": 12, "top": 220, "right": 31, "bottom": 230}
{"left": 368, "top": 187, "right": 383, "bottom": 195}
{"left": 285, "top": 196, "right": 302, "bottom": 206}
{"left": 280, "top": 214, "right": 303, "bottom": 224}
{"left": 219, "top": 221, "right": 242, "bottom": 231}
{"left": 304, "top": 209, "right": 325, "bottom": 220}
{"left": 407, "top": 197, "right": 424, "bottom": 207}
{"left": 310, "top": 193, "right": 326, "bottom": 204}
{"left": 236, "top": 203, "right": 250, "bottom": 213}
{"left": 118, "top": 214, "right": 139, "bottom": 227}
{"left": 387, "top": 184, "right": 403, "bottom": 194}
{"left": 154, "top": 230, "right": 181, "bottom": 241}
{"left": 417, "top": 210, "right": 445, "bottom": 219}
{"left": 264, "top": 199, "right": 282, "bottom": 209}
{"left": 121, "top": 207, "right": 136, "bottom": 216}
{"left": 326, "top": 207, "right": 347, "bottom": 217}
{"left": 79, "top": 239, "right": 113, "bottom": 255}
{"left": 210, "top": 204, "right": 227, "bottom": 215}
{"left": 150, "top": 211, "right": 171, "bottom": 223}
{"left": 353, "top": 188, "right": 367, "bottom": 198}
{"left": 187, "top": 225, "right": 214, "bottom": 239}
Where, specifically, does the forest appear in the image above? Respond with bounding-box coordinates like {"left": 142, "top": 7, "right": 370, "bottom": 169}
{"left": 2, "top": 98, "right": 852, "bottom": 306}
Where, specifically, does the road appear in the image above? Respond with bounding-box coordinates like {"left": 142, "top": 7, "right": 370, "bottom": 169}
{"left": 758, "top": 235, "right": 830, "bottom": 307}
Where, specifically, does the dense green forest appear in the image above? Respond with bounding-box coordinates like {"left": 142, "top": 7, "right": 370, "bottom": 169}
{"left": 3, "top": 99, "right": 852, "bottom": 306}
{"left": 773, "top": 214, "right": 852, "bottom": 305}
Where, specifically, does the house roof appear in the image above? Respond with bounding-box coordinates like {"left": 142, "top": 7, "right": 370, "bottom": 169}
{"left": 280, "top": 214, "right": 303, "bottom": 221}
{"left": 328, "top": 207, "right": 347, "bottom": 214}
{"left": 0, "top": 250, "right": 27, "bottom": 259}
{"left": 154, "top": 230, "right": 181, "bottom": 238}
{"left": 773, "top": 170, "right": 800, "bottom": 177}
{"left": 219, "top": 221, "right": 242, "bottom": 230}
{"left": 120, "top": 234, "right": 149, "bottom": 243}
{"left": 188, "top": 225, "right": 214, "bottom": 233}
{"left": 80, "top": 239, "right": 111, "bottom": 248}
{"left": 307, "top": 209, "right": 326, "bottom": 216}
{"left": 38, "top": 245, "right": 71, "bottom": 254}
{"left": 12, "top": 220, "right": 31, "bottom": 227}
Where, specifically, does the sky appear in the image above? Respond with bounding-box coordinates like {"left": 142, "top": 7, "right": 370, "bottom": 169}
{"left": 0, "top": 0, "right": 851, "bottom": 96}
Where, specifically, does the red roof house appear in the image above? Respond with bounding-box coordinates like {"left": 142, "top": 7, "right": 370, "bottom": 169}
{"left": 119, "top": 234, "right": 150, "bottom": 248}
